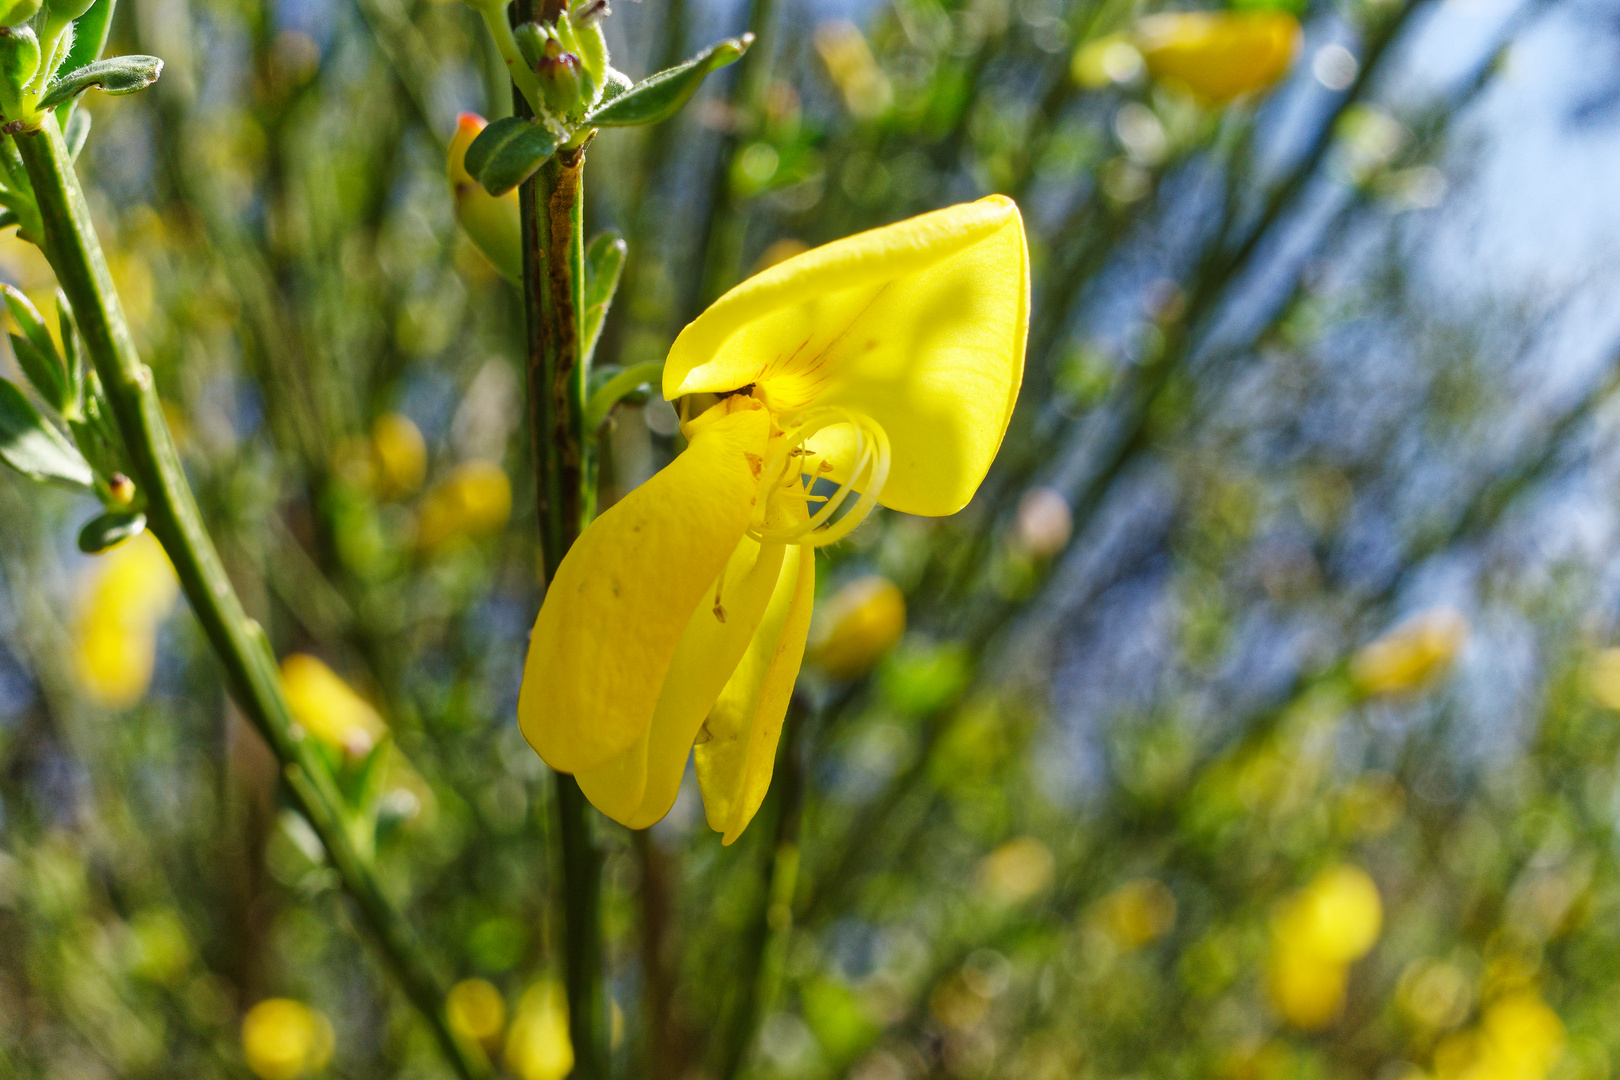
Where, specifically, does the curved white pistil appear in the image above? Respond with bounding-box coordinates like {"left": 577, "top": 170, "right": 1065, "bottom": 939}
{"left": 749, "top": 406, "right": 891, "bottom": 548}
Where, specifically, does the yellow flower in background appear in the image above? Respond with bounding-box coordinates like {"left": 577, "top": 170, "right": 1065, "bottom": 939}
{"left": 447, "top": 978, "right": 507, "bottom": 1049}
{"left": 1136, "top": 12, "right": 1301, "bottom": 104}
{"left": 805, "top": 575, "right": 906, "bottom": 679}
{"left": 279, "top": 654, "right": 388, "bottom": 758}
{"left": 1351, "top": 607, "right": 1468, "bottom": 696}
{"left": 448, "top": 113, "right": 522, "bottom": 282}
{"left": 1434, "top": 992, "right": 1564, "bottom": 1080}
{"left": 1268, "top": 864, "right": 1382, "bottom": 1029}
{"left": 241, "top": 998, "right": 335, "bottom": 1080}
{"left": 416, "top": 460, "right": 514, "bottom": 550}
{"left": 504, "top": 980, "right": 572, "bottom": 1080}
{"left": 520, "top": 197, "right": 1029, "bottom": 842}
{"left": 370, "top": 412, "right": 427, "bottom": 498}
{"left": 74, "top": 532, "right": 180, "bottom": 708}
{"left": 1093, "top": 877, "right": 1177, "bottom": 950}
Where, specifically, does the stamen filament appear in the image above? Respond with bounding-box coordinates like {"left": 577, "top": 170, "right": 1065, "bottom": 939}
{"left": 747, "top": 406, "right": 891, "bottom": 548}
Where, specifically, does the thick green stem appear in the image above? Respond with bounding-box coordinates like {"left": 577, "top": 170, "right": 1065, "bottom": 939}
{"left": 14, "top": 115, "right": 490, "bottom": 1080}
{"left": 515, "top": 65, "right": 608, "bottom": 1080}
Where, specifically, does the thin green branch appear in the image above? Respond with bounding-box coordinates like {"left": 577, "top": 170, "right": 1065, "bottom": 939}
{"left": 13, "top": 114, "right": 490, "bottom": 1080}
{"left": 584, "top": 361, "right": 663, "bottom": 431}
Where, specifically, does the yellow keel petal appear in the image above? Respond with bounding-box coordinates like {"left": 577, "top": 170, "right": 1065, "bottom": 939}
{"left": 519, "top": 397, "right": 769, "bottom": 775}
{"left": 694, "top": 542, "right": 817, "bottom": 844}
{"left": 577, "top": 535, "right": 787, "bottom": 828}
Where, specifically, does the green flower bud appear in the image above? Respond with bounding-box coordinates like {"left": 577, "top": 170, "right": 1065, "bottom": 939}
{"left": 43, "top": 0, "right": 95, "bottom": 26}
{"left": 512, "top": 21, "right": 549, "bottom": 72}
{"left": 536, "top": 37, "right": 584, "bottom": 119}
{"left": 0, "top": 25, "right": 40, "bottom": 99}
{"left": 570, "top": 12, "right": 607, "bottom": 87}
{"left": 0, "top": 0, "right": 40, "bottom": 27}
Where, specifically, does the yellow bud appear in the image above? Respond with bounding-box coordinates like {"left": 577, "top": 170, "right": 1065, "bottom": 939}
{"left": 504, "top": 980, "right": 573, "bottom": 1080}
{"left": 806, "top": 575, "right": 906, "bottom": 679}
{"left": 74, "top": 532, "right": 179, "bottom": 708}
{"left": 1479, "top": 993, "right": 1563, "bottom": 1076}
{"left": 1351, "top": 607, "right": 1468, "bottom": 696}
{"left": 1135, "top": 12, "right": 1301, "bottom": 105}
{"left": 279, "top": 654, "right": 388, "bottom": 758}
{"left": 449, "top": 113, "right": 522, "bottom": 282}
{"left": 416, "top": 460, "right": 513, "bottom": 550}
{"left": 241, "top": 998, "right": 335, "bottom": 1080}
{"left": 447, "top": 978, "right": 507, "bottom": 1048}
{"left": 370, "top": 412, "right": 427, "bottom": 498}
{"left": 107, "top": 472, "right": 137, "bottom": 506}
{"left": 1268, "top": 864, "right": 1381, "bottom": 1029}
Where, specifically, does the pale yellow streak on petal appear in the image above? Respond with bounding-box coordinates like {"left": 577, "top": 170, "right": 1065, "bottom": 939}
{"left": 577, "top": 535, "right": 787, "bottom": 828}
{"left": 664, "top": 197, "right": 1028, "bottom": 517}
{"left": 694, "top": 541, "right": 817, "bottom": 844}
{"left": 519, "top": 397, "right": 769, "bottom": 775}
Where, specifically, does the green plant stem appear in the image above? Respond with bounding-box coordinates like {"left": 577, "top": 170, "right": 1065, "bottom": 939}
{"left": 715, "top": 700, "right": 807, "bottom": 1080}
{"left": 584, "top": 360, "right": 663, "bottom": 431}
{"left": 514, "top": 46, "right": 608, "bottom": 1074}
{"left": 13, "top": 115, "right": 490, "bottom": 1080}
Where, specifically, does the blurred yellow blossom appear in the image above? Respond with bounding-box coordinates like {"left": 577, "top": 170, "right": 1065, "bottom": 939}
{"left": 1351, "top": 607, "right": 1468, "bottom": 696}
{"left": 1268, "top": 864, "right": 1382, "bottom": 1029}
{"left": 1433, "top": 992, "right": 1563, "bottom": 1080}
{"left": 417, "top": 460, "right": 513, "bottom": 550}
{"left": 1136, "top": 12, "right": 1301, "bottom": 105}
{"left": 74, "top": 532, "right": 180, "bottom": 708}
{"left": 447, "top": 978, "right": 506, "bottom": 1049}
{"left": 1093, "top": 878, "right": 1177, "bottom": 950}
{"left": 815, "top": 20, "right": 893, "bottom": 119}
{"left": 977, "top": 836, "right": 1055, "bottom": 906}
{"left": 370, "top": 413, "right": 427, "bottom": 498}
{"left": 806, "top": 575, "right": 906, "bottom": 679}
{"left": 1072, "top": 34, "right": 1145, "bottom": 89}
{"left": 504, "top": 980, "right": 573, "bottom": 1080}
{"left": 279, "top": 654, "right": 388, "bottom": 758}
{"left": 241, "top": 998, "right": 335, "bottom": 1080}
{"left": 1398, "top": 958, "right": 1474, "bottom": 1033}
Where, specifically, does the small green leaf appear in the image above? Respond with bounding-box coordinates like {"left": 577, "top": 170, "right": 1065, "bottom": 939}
{"left": 10, "top": 332, "right": 65, "bottom": 410}
{"left": 38, "top": 53, "right": 162, "bottom": 109}
{"left": 77, "top": 509, "right": 145, "bottom": 553}
{"left": 0, "top": 378, "right": 92, "bottom": 489}
{"left": 581, "top": 229, "right": 625, "bottom": 365}
{"left": 54, "top": 0, "right": 117, "bottom": 129}
{"left": 464, "top": 115, "right": 561, "bottom": 197}
{"left": 2, "top": 284, "right": 67, "bottom": 410}
{"left": 56, "top": 288, "right": 82, "bottom": 398}
{"left": 63, "top": 106, "right": 90, "bottom": 160}
{"left": 584, "top": 34, "right": 753, "bottom": 128}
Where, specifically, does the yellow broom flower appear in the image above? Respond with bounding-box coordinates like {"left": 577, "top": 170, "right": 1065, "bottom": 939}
{"left": 1136, "top": 12, "right": 1301, "bottom": 104}
{"left": 74, "top": 532, "right": 179, "bottom": 708}
{"left": 519, "top": 197, "right": 1029, "bottom": 842}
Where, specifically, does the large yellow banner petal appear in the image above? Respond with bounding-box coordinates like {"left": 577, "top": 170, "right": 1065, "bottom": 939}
{"left": 664, "top": 197, "right": 1029, "bottom": 517}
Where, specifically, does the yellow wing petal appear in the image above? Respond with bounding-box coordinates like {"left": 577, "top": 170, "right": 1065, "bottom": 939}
{"left": 519, "top": 396, "right": 769, "bottom": 775}
{"left": 694, "top": 541, "right": 816, "bottom": 844}
{"left": 664, "top": 197, "right": 1029, "bottom": 517}
{"left": 577, "top": 534, "right": 787, "bottom": 828}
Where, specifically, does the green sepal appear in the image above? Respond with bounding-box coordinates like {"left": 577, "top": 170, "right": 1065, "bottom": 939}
{"left": 0, "top": 25, "right": 41, "bottom": 95}
{"left": 77, "top": 508, "right": 145, "bottom": 553}
{"left": 2, "top": 285, "right": 68, "bottom": 410}
{"left": 583, "top": 34, "right": 752, "bottom": 128}
{"left": 581, "top": 228, "right": 625, "bottom": 365}
{"left": 63, "top": 106, "right": 89, "bottom": 159}
{"left": 464, "top": 115, "right": 561, "bottom": 196}
{"left": 38, "top": 53, "right": 162, "bottom": 109}
{"left": 44, "top": 0, "right": 97, "bottom": 28}
{"left": 0, "top": 377, "right": 92, "bottom": 489}
{"left": 53, "top": 0, "right": 116, "bottom": 129}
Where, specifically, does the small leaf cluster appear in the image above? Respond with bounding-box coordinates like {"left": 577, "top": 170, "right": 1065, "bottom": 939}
{"left": 462, "top": 0, "right": 752, "bottom": 195}
{"left": 0, "top": 282, "right": 142, "bottom": 551}
{"left": 0, "top": 0, "right": 159, "bottom": 133}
